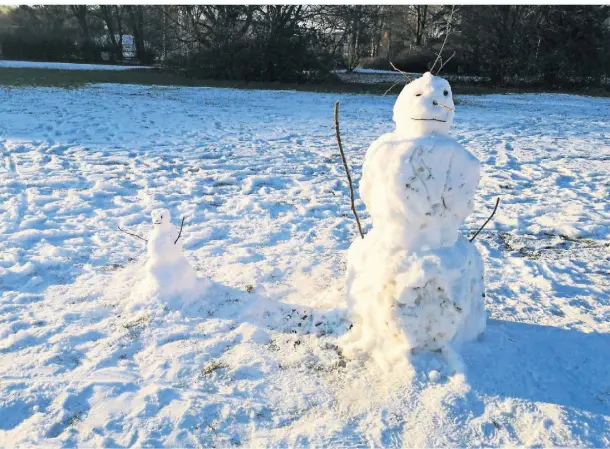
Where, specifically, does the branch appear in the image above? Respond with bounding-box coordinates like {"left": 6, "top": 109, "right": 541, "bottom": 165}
{"left": 118, "top": 225, "right": 148, "bottom": 244}
{"left": 436, "top": 51, "right": 456, "bottom": 75}
{"left": 432, "top": 100, "right": 455, "bottom": 112}
{"left": 469, "top": 198, "right": 500, "bottom": 243}
{"left": 389, "top": 61, "right": 412, "bottom": 83}
{"left": 334, "top": 102, "right": 364, "bottom": 239}
{"left": 383, "top": 80, "right": 402, "bottom": 96}
{"left": 174, "top": 216, "right": 186, "bottom": 245}
{"left": 430, "top": 5, "right": 455, "bottom": 73}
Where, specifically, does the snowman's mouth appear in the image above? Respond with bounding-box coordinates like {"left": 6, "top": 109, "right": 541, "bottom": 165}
{"left": 411, "top": 118, "right": 447, "bottom": 122}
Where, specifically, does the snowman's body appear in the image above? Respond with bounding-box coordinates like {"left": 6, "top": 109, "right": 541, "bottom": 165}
{"left": 145, "top": 209, "right": 198, "bottom": 298}
{"left": 341, "top": 72, "right": 485, "bottom": 368}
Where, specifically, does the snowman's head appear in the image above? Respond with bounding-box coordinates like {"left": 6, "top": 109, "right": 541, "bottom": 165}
{"left": 151, "top": 208, "right": 171, "bottom": 226}
{"left": 393, "top": 72, "right": 454, "bottom": 138}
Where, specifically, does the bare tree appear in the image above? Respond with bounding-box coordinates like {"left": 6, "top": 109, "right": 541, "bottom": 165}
{"left": 69, "top": 5, "right": 90, "bottom": 43}
{"left": 125, "top": 6, "right": 145, "bottom": 62}
{"left": 413, "top": 5, "right": 428, "bottom": 46}
{"left": 98, "top": 5, "right": 124, "bottom": 61}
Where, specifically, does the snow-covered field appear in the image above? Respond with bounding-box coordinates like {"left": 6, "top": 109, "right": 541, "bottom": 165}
{"left": 0, "top": 60, "right": 151, "bottom": 71}
{"left": 0, "top": 84, "right": 609, "bottom": 447}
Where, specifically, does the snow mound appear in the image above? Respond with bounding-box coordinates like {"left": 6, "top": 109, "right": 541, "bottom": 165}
{"left": 341, "top": 72, "right": 486, "bottom": 366}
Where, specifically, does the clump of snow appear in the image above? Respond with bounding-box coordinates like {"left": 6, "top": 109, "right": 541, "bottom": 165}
{"left": 341, "top": 72, "right": 485, "bottom": 367}
{"left": 127, "top": 208, "right": 209, "bottom": 312}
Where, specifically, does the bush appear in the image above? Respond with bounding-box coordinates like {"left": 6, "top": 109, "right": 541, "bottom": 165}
{"left": 1, "top": 32, "right": 76, "bottom": 62}
{"left": 183, "top": 29, "right": 332, "bottom": 83}
{"left": 359, "top": 47, "right": 463, "bottom": 75}
{"left": 136, "top": 48, "right": 157, "bottom": 65}
{"left": 392, "top": 48, "right": 441, "bottom": 73}
{"left": 0, "top": 31, "right": 110, "bottom": 63}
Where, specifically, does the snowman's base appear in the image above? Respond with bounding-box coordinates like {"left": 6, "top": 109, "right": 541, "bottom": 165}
{"left": 341, "top": 229, "right": 485, "bottom": 370}
{"left": 125, "top": 256, "right": 209, "bottom": 313}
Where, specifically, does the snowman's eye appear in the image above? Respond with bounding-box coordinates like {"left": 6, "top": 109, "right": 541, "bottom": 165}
{"left": 443, "top": 90, "right": 449, "bottom": 96}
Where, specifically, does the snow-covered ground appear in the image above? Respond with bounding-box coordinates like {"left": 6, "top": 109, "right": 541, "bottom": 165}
{"left": 0, "top": 84, "right": 609, "bottom": 447}
{"left": 0, "top": 60, "right": 151, "bottom": 71}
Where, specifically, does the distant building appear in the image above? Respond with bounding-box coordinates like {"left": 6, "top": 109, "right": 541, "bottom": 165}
{"left": 121, "top": 35, "right": 136, "bottom": 59}
{"left": 94, "top": 33, "right": 137, "bottom": 60}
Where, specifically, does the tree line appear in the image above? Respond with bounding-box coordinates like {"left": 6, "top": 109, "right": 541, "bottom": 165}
{"left": 0, "top": 5, "right": 608, "bottom": 87}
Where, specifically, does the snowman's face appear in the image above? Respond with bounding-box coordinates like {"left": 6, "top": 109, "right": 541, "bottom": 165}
{"left": 151, "top": 208, "right": 171, "bottom": 225}
{"left": 393, "top": 72, "right": 454, "bottom": 137}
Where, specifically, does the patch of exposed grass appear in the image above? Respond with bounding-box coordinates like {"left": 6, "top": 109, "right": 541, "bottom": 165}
{"left": 1, "top": 67, "right": 608, "bottom": 97}
{"left": 122, "top": 315, "right": 149, "bottom": 340}
{"left": 122, "top": 315, "right": 149, "bottom": 330}
{"left": 0, "top": 67, "right": 388, "bottom": 94}
{"left": 202, "top": 359, "right": 228, "bottom": 376}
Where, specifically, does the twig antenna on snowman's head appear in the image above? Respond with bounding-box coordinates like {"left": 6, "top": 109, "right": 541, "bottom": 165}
{"left": 389, "top": 61, "right": 412, "bottom": 83}
{"left": 436, "top": 51, "right": 456, "bottom": 75}
{"left": 384, "top": 61, "right": 412, "bottom": 96}
{"left": 430, "top": 5, "right": 455, "bottom": 75}
{"left": 383, "top": 80, "right": 403, "bottom": 97}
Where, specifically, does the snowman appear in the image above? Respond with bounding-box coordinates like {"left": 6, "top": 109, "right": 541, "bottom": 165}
{"left": 143, "top": 208, "right": 199, "bottom": 303}
{"left": 340, "top": 72, "right": 485, "bottom": 369}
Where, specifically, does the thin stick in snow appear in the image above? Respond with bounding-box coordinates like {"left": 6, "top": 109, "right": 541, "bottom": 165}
{"left": 334, "top": 101, "right": 364, "bottom": 239}
{"left": 174, "top": 216, "right": 185, "bottom": 244}
{"left": 118, "top": 225, "right": 148, "bottom": 243}
{"left": 470, "top": 197, "right": 500, "bottom": 242}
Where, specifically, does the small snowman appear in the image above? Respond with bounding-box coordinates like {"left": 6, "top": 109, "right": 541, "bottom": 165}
{"left": 341, "top": 72, "right": 486, "bottom": 369}
{"left": 143, "top": 208, "right": 199, "bottom": 305}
